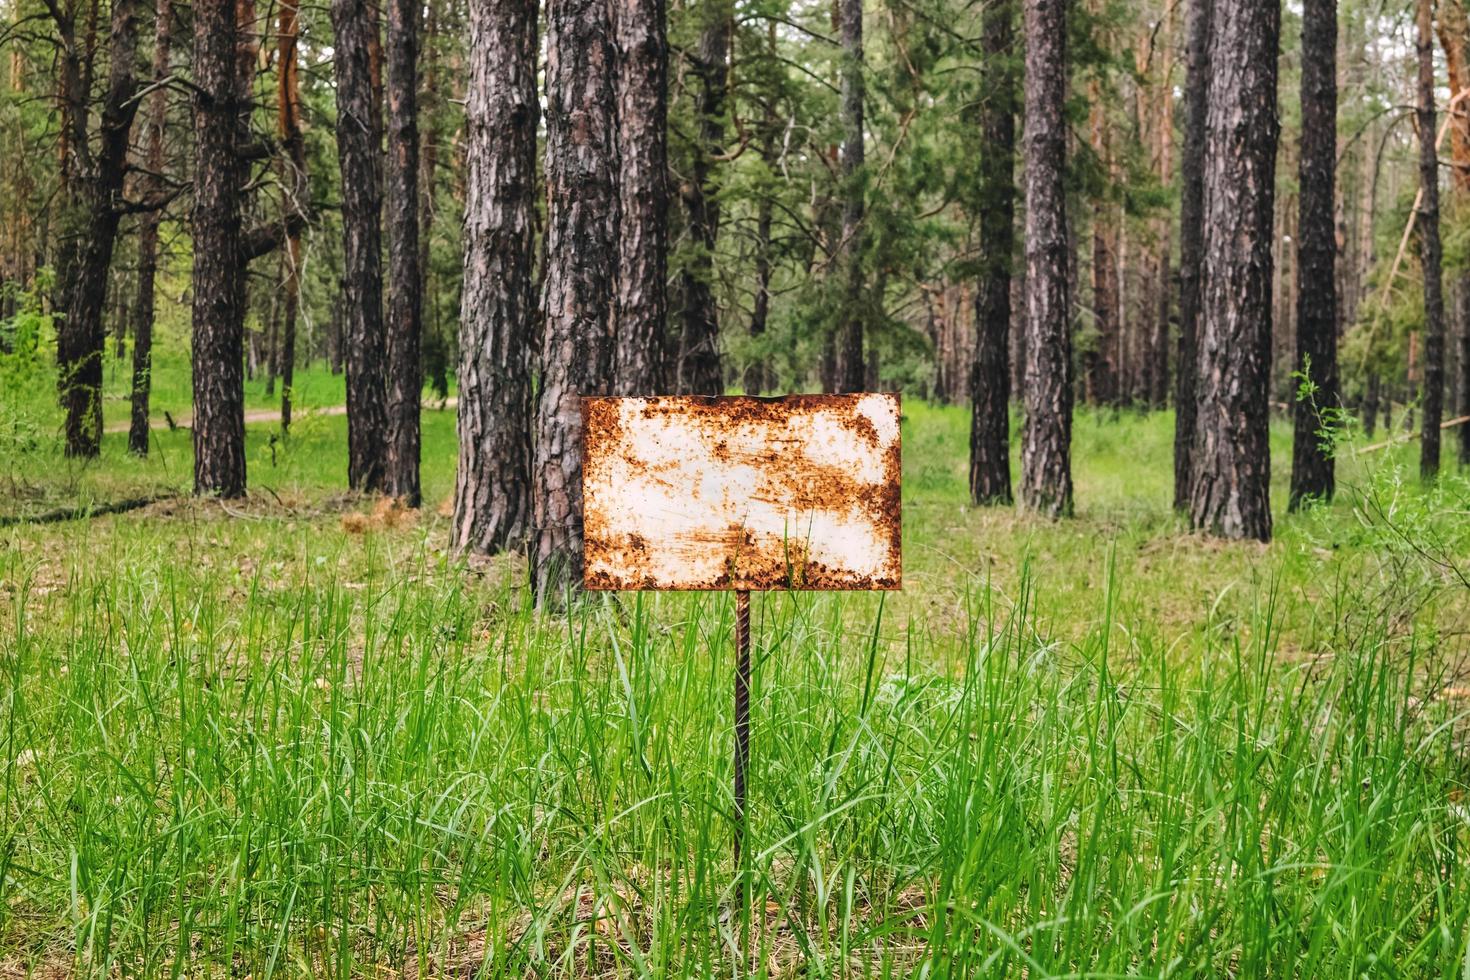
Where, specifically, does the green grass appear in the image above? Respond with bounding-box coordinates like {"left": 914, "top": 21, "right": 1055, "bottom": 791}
{"left": 2, "top": 364, "right": 1470, "bottom": 976}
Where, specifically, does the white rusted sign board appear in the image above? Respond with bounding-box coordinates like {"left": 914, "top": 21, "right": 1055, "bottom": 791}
{"left": 582, "top": 393, "right": 901, "bottom": 591}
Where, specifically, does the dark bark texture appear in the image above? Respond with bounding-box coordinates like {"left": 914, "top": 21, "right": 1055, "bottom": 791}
{"left": 190, "top": 0, "right": 248, "bottom": 497}
{"left": 837, "top": 0, "right": 866, "bottom": 393}
{"left": 129, "top": 0, "right": 171, "bottom": 456}
{"left": 277, "top": 0, "right": 306, "bottom": 433}
{"left": 1188, "top": 0, "right": 1279, "bottom": 540}
{"left": 1417, "top": 0, "right": 1446, "bottom": 479}
{"left": 534, "top": 0, "right": 618, "bottom": 603}
{"left": 332, "top": 0, "right": 388, "bottom": 492}
{"left": 1289, "top": 0, "right": 1337, "bottom": 508}
{"left": 385, "top": 0, "right": 422, "bottom": 504}
{"left": 57, "top": 0, "right": 143, "bottom": 457}
{"left": 970, "top": 0, "right": 1015, "bottom": 505}
{"left": 1174, "top": 0, "right": 1212, "bottom": 509}
{"left": 1020, "top": 0, "right": 1073, "bottom": 517}
{"left": 676, "top": 4, "right": 729, "bottom": 395}
{"left": 612, "top": 0, "right": 669, "bottom": 395}
{"left": 453, "top": 0, "right": 536, "bottom": 556}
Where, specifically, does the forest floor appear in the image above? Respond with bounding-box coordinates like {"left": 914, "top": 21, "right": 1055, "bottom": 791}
{"left": 2, "top": 353, "right": 1470, "bottom": 976}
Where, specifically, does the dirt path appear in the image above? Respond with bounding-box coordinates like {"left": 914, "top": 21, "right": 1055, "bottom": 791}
{"left": 104, "top": 397, "right": 457, "bottom": 434}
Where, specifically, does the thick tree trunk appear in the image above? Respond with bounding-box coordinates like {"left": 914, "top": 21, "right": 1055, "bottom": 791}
{"left": 676, "top": 3, "right": 729, "bottom": 395}
{"left": 385, "top": 0, "right": 422, "bottom": 504}
{"left": 453, "top": 0, "right": 536, "bottom": 555}
{"left": 837, "top": 0, "right": 866, "bottom": 393}
{"left": 129, "top": 0, "right": 170, "bottom": 456}
{"left": 56, "top": 0, "right": 143, "bottom": 457}
{"left": 191, "top": 0, "right": 249, "bottom": 496}
{"left": 1188, "top": 0, "right": 1279, "bottom": 540}
{"left": 1020, "top": 0, "right": 1073, "bottom": 517}
{"left": 970, "top": 0, "right": 1015, "bottom": 505}
{"left": 1289, "top": 0, "right": 1337, "bottom": 508}
{"left": 332, "top": 0, "right": 388, "bottom": 492}
{"left": 612, "top": 0, "right": 669, "bottom": 395}
{"left": 1418, "top": 0, "right": 1446, "bottom": 479}
{"left": 1174, "top": 0, "right": 1212, "bottom": 509}
{"left": 277, "top": 0, "right": 306, "bottom": 433}
{"left": 533, "top": 0, "right": 617, "bottom": 602}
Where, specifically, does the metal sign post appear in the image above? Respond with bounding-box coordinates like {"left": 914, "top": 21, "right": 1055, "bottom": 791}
{"left": 581, "top": 393, "right": 902, "bottom": 950}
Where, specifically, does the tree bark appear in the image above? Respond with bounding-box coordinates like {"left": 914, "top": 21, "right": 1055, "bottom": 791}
{"left": 129, "top": 0, "right": 171, "bottom": 456}
{"left": 1418, "top": 0, "right": 1446, "bottom": 479}
{"left": 1188, "top": 0, "right": 1279, "bottom": 540}
{"left": 385, "top": 0, "right": 422, "bottom": 504}
{"left": 837, "top": 0, "right": 866, "bottom": 393}
{"left": 332, "top": 0, "right": 388, "bottom": 492}
{"left": 1020, "top": 0, "right": 1073, "bottom": 517}
{"left": 612, "top": 0, "right": 669, "bottom": 395}
{"left": 534, "top": 0, "right": 617, "bottom": 603}
{"left": 676, "top": 3, "right": 729, "bottom": 395}
{"left": 56, "top": 0, "right": 143, "bottom": 457}
{"left": 277, "top": 0, "right": 306, "bottom": 434}
{"left": 1174, "top": 0, "right": 1212, "bottom": 509}
{"left": 1087, "top": 93, "right": 1119, "bottom": 407}
{"left": 454, "top": 0, "right": 537, "bottom": 555}
{"left": 190, "top": 0, "right": 249, "bottom": 497}
{"left": 970, "top": 0, "right": 1015, "bottom": 505}
{"left": 1289, "top": 0, "right": 1337, "bottom": 508}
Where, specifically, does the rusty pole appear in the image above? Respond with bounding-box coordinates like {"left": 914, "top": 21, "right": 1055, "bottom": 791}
{"left": 733, "top": 589, "right": 751, "bottom": 885}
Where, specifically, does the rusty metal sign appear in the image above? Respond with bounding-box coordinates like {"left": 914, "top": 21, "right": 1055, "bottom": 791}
{"left": 582, "top": 393, "right": 901, "bottom": 591}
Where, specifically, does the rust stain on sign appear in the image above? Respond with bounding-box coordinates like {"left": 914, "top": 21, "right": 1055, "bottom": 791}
{"left": 582, "top": 393, "right": 901, "bottom": 591}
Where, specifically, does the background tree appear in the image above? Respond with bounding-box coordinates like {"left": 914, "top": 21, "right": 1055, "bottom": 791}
{"left": 613, "top": 0, "right": 669, "bottom": 395}
{"left": 1417, "top": 0, "right": 1445, "bottom": 479}
{"left": 675, "top": 0, "right": 730, "bottom": 395}
{"left": 1289, "top": 0, "right": 1338, "bottom": 508}
{"left": 55, "top": 0, "right": 143, "bottom": 457}
{"left": 534, "top": 0, "right": 617, "bottom": 603}
{"left": 129, "top": 0, "right": 172, "bottom": 457}
{"left": 1188, "top": 0, "right": 1279, "bottom": 540}
{"left": 190, "top": 0, "right": 249, "bottom": 497}
{"left": 1174, "top": 0, "right": 1211, "bottom": 509}
{"left": 970, "top": 0, "right": 1016, "bottom": 505}
{"left": 385, "top": 0, "right": 422, "bottom": 504}
{"left": 837, "top": 0, "right": 866, "bottom": 392}
{"left": 1020, "top": 0, "right": 1074, "bottom": 518}
{"left": 453, "top": 0, "right": 536, "bottom": 556}
{"left": 332, "top": 0, "right": 388, "bottom": 492}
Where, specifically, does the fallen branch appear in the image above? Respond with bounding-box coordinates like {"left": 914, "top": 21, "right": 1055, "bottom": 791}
{"left": 0, "top": 493, "right": 177, "bottom": 528}
{"left": 1356, "top": 415, "right": 1470, "bottom": 454}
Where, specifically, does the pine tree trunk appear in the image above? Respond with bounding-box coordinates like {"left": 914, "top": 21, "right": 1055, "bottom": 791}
{"left": 676, "top": 3, "right": 729, "bottom": 395}
{"left": 419, "top": 0, "right": 449, "bottom": 401}
{"left": 1174, "top": 0, "right": 1212, "bottom": 509}
{"left": 191, "top": 0, "right": 248, "bottom": 497}
{"left": 332, "top": 0, "right": 388, "bottom": 492}
{"left": 837, "top": 0, "right": 866, "bottom": 393}
{"left": 453, "top": 0, "right": 536, "bottom": 554}
{"left": 969, "top": 0, "right": 1015, "bottom": 505}
{"left": 533, "top": 0, "right": 617, "bottom": 602}
{"left": 277, "top": 0, "right": 306, "bottom": 433}
{"left": 1289, "top": 0, "right": 1337, "bottom": 508}
{"left": 1188, "top": 0, "right": 1279, "bottom": 540}
{"left": 612, "top": 0, "right": 669, "bottom": 395}
{"left": 56, "top": 0, "right": 143, "bottom": 458}
{"left": 1418, "top": 0, "right": 1446, "bottom": 479}
{"left": 385, "top": 0, "right": 422, "bottom": 504}
{"left": 1020, "top": 0, "right": 1073, "bottom": 517}
{"left": 129, "top": 0, "right": 170, "bottom": 457}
